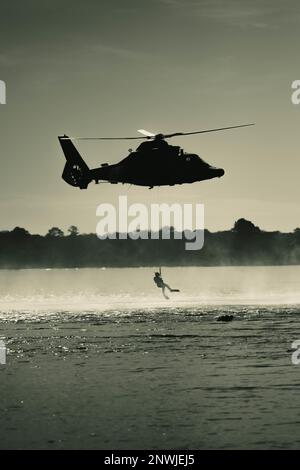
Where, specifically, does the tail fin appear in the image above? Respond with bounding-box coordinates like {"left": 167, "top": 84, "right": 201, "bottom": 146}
{"left": 58, "top": 135, "right": 91, "bottom": 189}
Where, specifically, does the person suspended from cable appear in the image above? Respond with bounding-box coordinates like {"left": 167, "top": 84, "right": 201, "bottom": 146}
{"left": 153, "top": 268, "right": 180, "bottom": 300}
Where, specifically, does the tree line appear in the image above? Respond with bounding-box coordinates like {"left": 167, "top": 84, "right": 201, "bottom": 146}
{"left": 1, "top": 219, "right": 300, "bottom": 268}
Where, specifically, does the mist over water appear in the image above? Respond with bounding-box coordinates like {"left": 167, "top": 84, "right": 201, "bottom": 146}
{"left": 1, "top": 267, "right": 300, "bottom": 449}
{"left": 1, "top": 267, "right": 300, "bottom": 319}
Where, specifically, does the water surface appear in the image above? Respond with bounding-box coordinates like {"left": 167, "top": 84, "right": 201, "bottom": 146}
{"left": 1, "top": 267, "right": 300, "bottom": 449}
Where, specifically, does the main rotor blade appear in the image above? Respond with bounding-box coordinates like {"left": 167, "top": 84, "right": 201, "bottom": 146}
{"left": 60, "top": 123, "right": 255, "bottom": 142}
{"left": 164, "top": 123, "right": 255, "bottom": 138}
{"left": 137, "top": 129, "right": 156, "bottom": 137}
{"left": 63, "top": 136, "right": 148, "bottom": 141}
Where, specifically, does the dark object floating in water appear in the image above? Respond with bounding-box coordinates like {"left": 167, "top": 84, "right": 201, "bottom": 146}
{"left": 217, "top": 314, "right": 234, "bottom": 322}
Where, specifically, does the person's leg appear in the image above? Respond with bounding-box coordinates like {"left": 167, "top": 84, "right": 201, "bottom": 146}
{"left": 164, "top": 283, "right": 180, "bottom": 293}
{"left": 162, "top": 287, "right": 169, "bottom": 300}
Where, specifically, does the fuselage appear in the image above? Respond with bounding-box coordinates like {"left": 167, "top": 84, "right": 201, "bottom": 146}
{"left": 90, "top": 146, "right": 224, "bottom": 187}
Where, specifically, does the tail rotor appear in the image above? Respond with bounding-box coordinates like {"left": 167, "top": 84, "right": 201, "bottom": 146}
{"left": 58, "top": 135, "right": 91, "bottom": 189}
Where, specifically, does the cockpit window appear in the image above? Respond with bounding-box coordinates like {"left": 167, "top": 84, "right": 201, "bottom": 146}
{"left": 184, "top": 153, "right": 210, "bottom": 166}
{"left": 198, "top": 156, "right": 210, "bottom": 166}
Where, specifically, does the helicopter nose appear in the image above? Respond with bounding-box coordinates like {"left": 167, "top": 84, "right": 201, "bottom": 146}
{"left": 216, "top": 168, "right": 225, "bottom": 177}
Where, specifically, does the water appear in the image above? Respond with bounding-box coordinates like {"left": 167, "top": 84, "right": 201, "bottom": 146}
{"left": 1, "top": 267, "right": 300, "bottom": 449}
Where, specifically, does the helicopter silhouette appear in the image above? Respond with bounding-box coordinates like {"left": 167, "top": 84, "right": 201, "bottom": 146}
{"left": 58, "top": 124, "right": 254, "bottom": 190}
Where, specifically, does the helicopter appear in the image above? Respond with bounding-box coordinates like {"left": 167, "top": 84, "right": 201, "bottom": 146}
{"left": 58, "top": 124, "right": 254, "bottom": 190}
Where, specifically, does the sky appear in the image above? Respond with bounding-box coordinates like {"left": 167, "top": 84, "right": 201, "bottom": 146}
{"left": 0, "top": 0, "right": 300, "bottom": 234}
